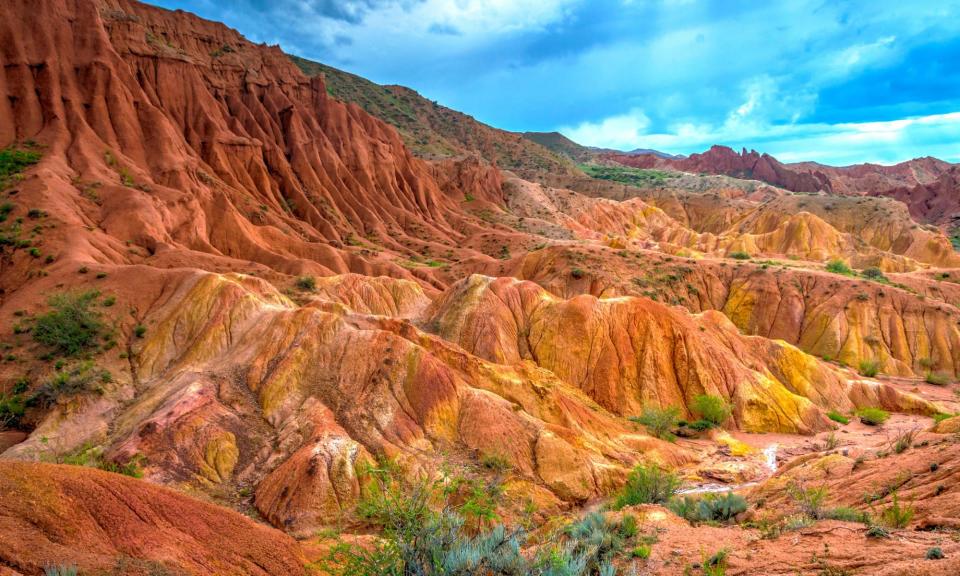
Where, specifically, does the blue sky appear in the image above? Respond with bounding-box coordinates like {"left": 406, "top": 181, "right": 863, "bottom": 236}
{"left": 151, "top": 0, "right": 960, "bottom": 165}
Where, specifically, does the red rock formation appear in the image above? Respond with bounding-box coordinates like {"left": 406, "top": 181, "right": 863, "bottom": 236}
{"left": 0, "top": 461, "right": 305, "bottom": 575}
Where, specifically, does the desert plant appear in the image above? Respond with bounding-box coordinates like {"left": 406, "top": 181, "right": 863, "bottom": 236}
{"left": 32, "top": 290, "right": 104, "bottom": 356}
{"left": 702, "top": 548, "right": 729, "bottom": 576}
{"left": 43, "top": 566, "right": 78, "bottom": 576}
{"left": 858, "top": 359, "right": 880, "bottom": 377}
{"left": 295, "top": 275, "right": 316, "bottom": 291}
{"left": 824, "top": 506, "right": 869, "bottom": 523}
{"left": 826, "top": 410, "right": 849, "bottom": 425}
{"left": 668, "top": 492, "right": 747, "bottom": 524}
{"left": 865, "top": 525, "right": 890, "bottom": 538}
{"left": 613, "top": 464, "right": 680, "bottom": 508}
{"left": 825, "top": 259, "right": 853, "bottom": 276}
{"left": 880, "top": 494, "right": 914, "bottom": 529}
{"left": 631, "top": 545, "right": 651, "bottom": 559}
{"left": 692, "top": 394, "right": 731, "bottom": 427}
{"left": 0, "top": 393, "right": 26, "bottom": 429}
{"left": 29, "top": 361, "right": 103, "bottom": 409}
{"left": 925, "top": 372, "right": 951, "bottom": 386}
{"left": 926, "top": 547, "right": 945, "bottom": 560}
{"left": 788, "top": 482, "right": 829, "bottom": 519}
{"left": 819, "top": 432, "right": 840, "bottom": 451}
{"left": 856, "top": 407, "right": 889, "bottom": 426}
{"left": 728, "top": 251, "right": 751, "bottom": 260}
{"left": 861, "top": 267, "right": 886, "bottom": 281}
{"left": 631, "top": 405, "right": 680, "bottom": 441}
{"left": 891, "top": 428, "right": 918, "bottom": 454}
{"left": 133, "top": 324, "right": 147, "bottom": 338}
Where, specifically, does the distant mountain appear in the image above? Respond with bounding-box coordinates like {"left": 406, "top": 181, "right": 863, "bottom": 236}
{"left": 603, "top": 144, "right": 958, "bottom": 222}
{"left": 522, "top": 131, "right": 681, "bottom": 162}
{"left": 290, "top": 56, "right": 578, "bottom": 176}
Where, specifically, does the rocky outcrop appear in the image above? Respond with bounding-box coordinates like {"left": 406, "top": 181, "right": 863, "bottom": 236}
{"left": 0, "top": 461, "right": 305, "bottom": 575}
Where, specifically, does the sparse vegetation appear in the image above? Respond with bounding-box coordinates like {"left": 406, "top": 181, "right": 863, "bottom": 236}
{"left": 631, "top": 405, "right": 680, "bottom": 441}
{"left": 925, "top": 371, "right": 951, "bottom": 386}
{"left": 668, "top": 492, "right": 747, "bottom": 524}
{"left": 692, "top": 394, "right": 731, "bottom": 427}
{"left": 32, "top": 291, "right": 104, "bottom": 356}
{"left": 613, "top": 464, "right": 680, "bottom": 508}
{"left": 856, "top": 407, "right": 889, "bottom": 426}
{"left": 0, "top": 146, "right": 42, "bottom": 189}
{"left": 825, "top": 259, "right": 853, "bottom": 276}
{"left": 580, "top": 164, "right": 679, "bottom": 188}
{"left": 728, "top": 251, "right": 751, "bottom": 260}
{"left": 857, "top": 359, "right": 880, "bottom": 377}
{"left": 826, "top": 410, "right": 849, "bottom": 425}
{"left": 926, "top": 547, "right": 945, "bottom": 560}
{"left": 879, "top": 494, "right": 914, "bottom": 529}
{"left": 295, "top": 275, "right": 317, "bottom": 291}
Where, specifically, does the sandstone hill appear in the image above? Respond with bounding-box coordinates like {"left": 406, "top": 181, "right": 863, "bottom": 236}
{"left": 1, "top": 0, "right": 960, "bottom": 574}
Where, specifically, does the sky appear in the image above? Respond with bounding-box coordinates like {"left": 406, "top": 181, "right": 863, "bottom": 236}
{"left": 150, "top": 0, "right": 960, "bottom": 166}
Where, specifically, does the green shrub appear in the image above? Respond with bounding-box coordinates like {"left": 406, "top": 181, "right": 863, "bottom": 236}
{"left": 613, "top": 464, "right": 680, "bottom": 509}
{"left": 856, "top": 407, "right": 889, "bottom": 426}
{"left": 692, "top": 394, "right": 731, "bottom": 427}
{"left": 133, "top": 324, "right": 147, "bottom": 338}
{"left": 861, "top": 267, "right": 886, "bottom": 281}
{"left": 32, "top": 291, "right": 104, "bottom": 356}
{"left": 688, "top": 419, "right": 715, "bottom": 432}
{"left": 891, "top": 429, "right": 917, "bottom": 454}
{"left": 29, "top": 361, "right": 102, "bottom": 409}
{"left": 866, "top": 525, "right": 889, "bottom": 538}
{"left": 0, "top": 147, "right": 41, "bottom": 188}
{"left": 824, "top": 506, "right": 869, "bottom": 523}
{"left": 0, "top": 393, "right": 26, "bottom": 429}
{"left": 632, "top": 545, "right": 651, "bottom": 559}
{"left": 880, "top": 494, "right": 914, "bottom": 529}
{"left": 668, "top": 492, "right": 747, "bottom": 524}
{"left": 858, "top": 359, "right": 880, "bottom": 377}
{"left": 295, "top": 275, "right": 316, "bottom": 291}
{"left": 826, "top": 410, "right": 850, "bottom": 425}
{"left": 570, "top": 267, "right": 585, "bottom": 279}
{"left": 925, "top": 372, "right": 951, "bottom": 386}
{"left": 631, "top": 405, "right": 680, "bottom": 441}
{"left": 825, "top": 259, "right": 853, "bottom": 276}
{"left": 788, "top": 483, "right": 828, "bottom": 519}
{"left": 926, "top": 547, "right": 945, "bottom": 560}
{"left": 728, "top": 251, "right": 751, "bottom": 260}
{"left": 933, "top": 412, "right": 954, "bottom": 424}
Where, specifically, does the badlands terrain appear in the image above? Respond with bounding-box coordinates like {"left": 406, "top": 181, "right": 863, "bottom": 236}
{"left": 2, "top": 1, "right": 960, "bottom": 574}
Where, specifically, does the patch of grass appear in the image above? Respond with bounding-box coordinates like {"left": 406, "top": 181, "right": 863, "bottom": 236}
{"left": 858, "top": 359, "right": 880, "bottom": 377}
{"left": 860, "top": 267, "right": 887, "bottom": 282}
{"left": 668, "top": 492, "right": 748, "bottom": 524}
{"left": 826, "top": 410, "right": 850, "bottom": 425}
{"left": 133, "top": 324, "right": 147, "bottom": 338}
{"left": 631, "top": 405, "right": 680, "bottom": 441}
{"left": 728, "top": 250, "right": 751, "bottom": 260}
{"left": 32, "top": 291, "right": 104, "bottom": 356}
{"left": 824, "top": 506, "right": 869, "bottom": 523}
{"left": 580, "top": 164, "right": 679, "bottom": 188}
{"left": 856, "top": 407, "right": 889, "bottom": 426}
{"left": 825, "top": 259, "right": 854, "bottom": 276}
{"left": 891, "top": 429, "right": 917, "bottom": 454}
{"left": 613, "top": 464, "right": 680, "bottom": 509}
{"left": 925, "top": 372, "right": 951, "bottom": 386}
{"left": 0, "top": 146, "right": 41, "bottom": 188}
{"left": 879, "top": 494, "right": 914, "bottom": 529}
{"left": 631, "top": 545, "right": 651, "bottom": 559}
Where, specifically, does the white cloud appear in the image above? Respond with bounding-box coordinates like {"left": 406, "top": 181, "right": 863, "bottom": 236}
{"left": 560, "top": 109, "right": 960, "bottom": 166}
{"left": 561, "top": 108, "right": 651, "bottom": 150}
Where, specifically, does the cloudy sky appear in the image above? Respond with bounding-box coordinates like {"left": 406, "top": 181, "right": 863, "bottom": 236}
{"left": 152, "top": 0, "right": 960, "bottom": 165}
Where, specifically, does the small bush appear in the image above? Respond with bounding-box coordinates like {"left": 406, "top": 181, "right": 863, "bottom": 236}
{"left": 613, "top": 464, "right": 680, "bottom": 509}
{"left": 688, "top": 419, "right": 715, "bottom": 432}
{"left": 788, "top": 482, "right": 828, "bottom": 519}
{"left": 861, "top": 267, "right": 886, "bottom": 281}
{"left": 631, "top": 405, "right": 680, "bottom": 441}
{"left": 478, "top": 452, "right": 511, "bottom": 473}
{"left": 891, "top": 429, "right": 917, "bottom": 454}
{"left": 692, "top": 394, "right": 731, "bottom": 427}
{"left": 295, "top": 275, "right": 316, "bottom": 291}
{"left": 29, "top": 361, "right": 102, "bottom": 408}
{"left": 0, "top": 147, "right": 42, "bottom": 188}
{"left": 0, "top": 393, "right": 26, "bottom": 429}
{"left": 728, "top": 251, "right": 751, "bottom": 260}
{"left": 824, "top": 507, "right": 869, "bottom": 523}
{"left": 825, "top": 259, "right": 853, "bottom": 276}
{"left": 826, "top": 410, "right": 850, "bottom": 425}
{"left": 880, "top": 494, "right": 914, "bottom": 529}
{"left": 858, "top": 359, "right": 880, "bottom": 377}
{"left": 32, "top": 291, "right": 104, "bottom": 356}
{"left": 926, "top": 547, "right": 945, "bottom": 560}
{"left": 668, "top": 492, "right": 747, "bottom": 524}
{"left": 133, "top": 324, "right": 147, "bottom": 338}
{"left": 925, "top": 372, "right": 951, "bottom": 386}
{"left": 933, "top": 412, "right": 954, "bottom": 424}
{"left": 570, "top": 267, "right": 585, "bottom": 279}
{"left": 856, "top": 407, "right": 889, "bottom": 426}
{"left": 631, "top": 545, "right": 651, "bottom": 559}
{"left": 866, "top": 525, "right": 890, "bottom": 538}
